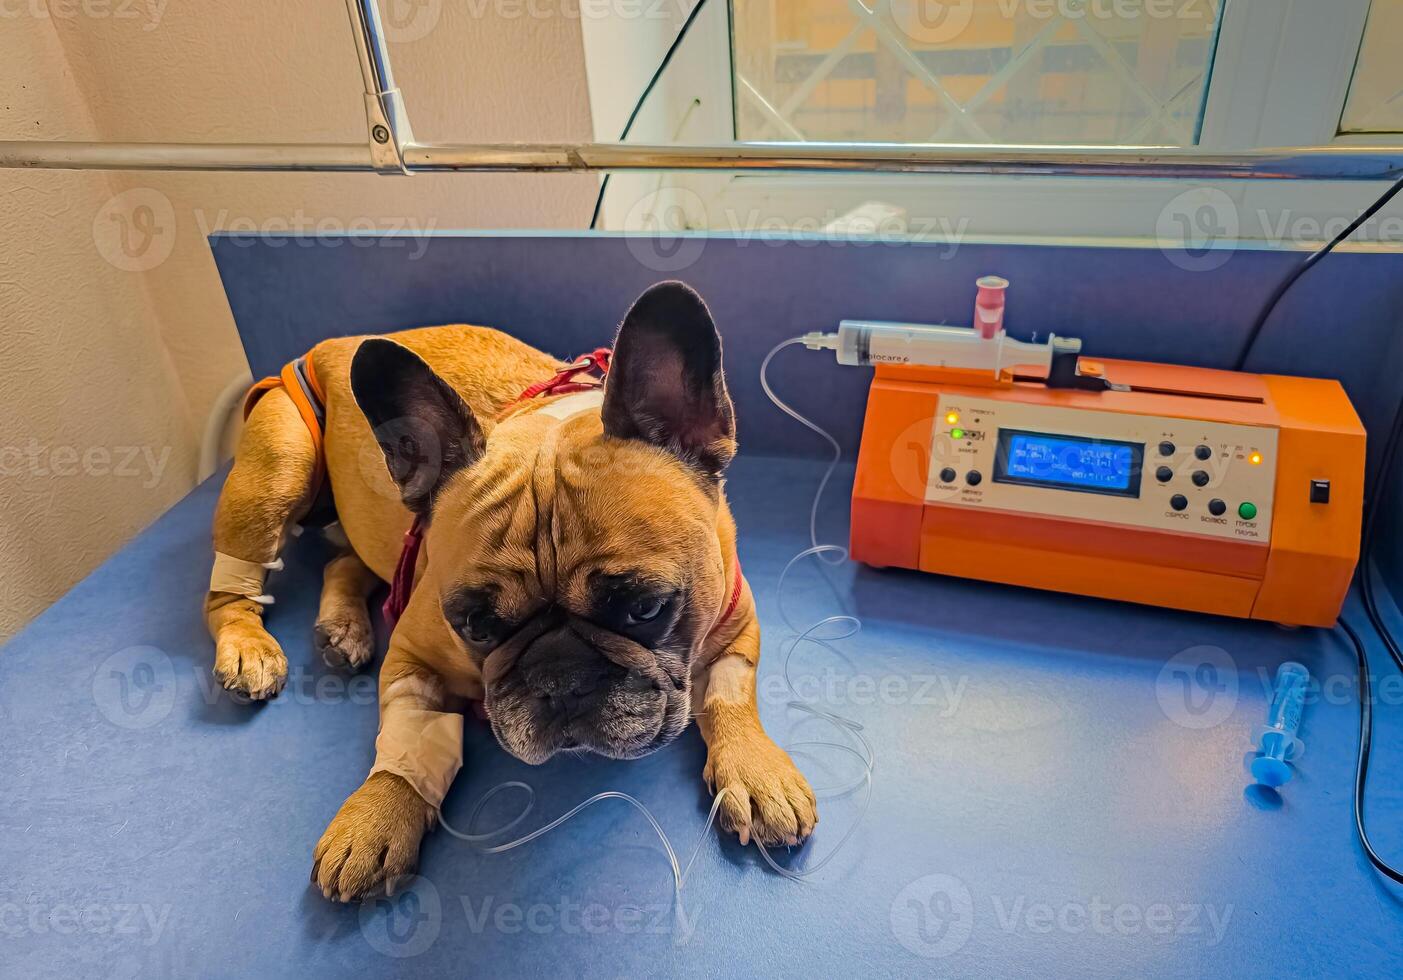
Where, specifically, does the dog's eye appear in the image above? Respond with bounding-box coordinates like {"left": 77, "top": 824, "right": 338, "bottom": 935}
{"left": 463, "top": 611, "right": 503, "bottom": 646}
{"left": 626, "top": 596, "right": 666, "bottom": 625}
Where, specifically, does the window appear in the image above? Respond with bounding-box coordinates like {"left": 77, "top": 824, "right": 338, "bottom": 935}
{"left": 732, "top": 0, "right": 1224, "bottom": 145}
{"left": 1341, "top": 0, "right": 1403, "bottom": 134}
{"left": 584, "top": 0, "right": 1402, "bottom": 243}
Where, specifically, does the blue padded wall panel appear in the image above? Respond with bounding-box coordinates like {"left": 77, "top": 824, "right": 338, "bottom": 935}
{"left": 210, "top": 233, "right": 1403, "bottom": 465}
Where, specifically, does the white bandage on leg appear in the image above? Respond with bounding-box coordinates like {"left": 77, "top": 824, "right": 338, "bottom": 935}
{"left": 368, "top": 708, "right": 465, "bottom": 813}
{"left": 209, "top": 551, "right": 284, "bottom": 605}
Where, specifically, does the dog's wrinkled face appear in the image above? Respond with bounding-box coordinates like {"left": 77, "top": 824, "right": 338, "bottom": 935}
{"left": 351, "top": 281, "right": 736, "bottom": 764}
{"left": 435, "top": 429, "right": 728, "bottom": 762}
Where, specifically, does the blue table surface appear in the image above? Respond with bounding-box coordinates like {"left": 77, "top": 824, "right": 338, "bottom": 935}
{"left": 4, "top": 455, "right": 1403, "bottom": 979}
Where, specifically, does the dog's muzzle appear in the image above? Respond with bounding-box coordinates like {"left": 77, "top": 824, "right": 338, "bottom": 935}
{"left": 481, "top": 610, "right": 690, "bottom": 764}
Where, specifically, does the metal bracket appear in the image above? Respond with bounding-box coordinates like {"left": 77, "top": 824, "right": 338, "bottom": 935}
{"left": 345, "top": 0, "right": 413, "bottom": 175}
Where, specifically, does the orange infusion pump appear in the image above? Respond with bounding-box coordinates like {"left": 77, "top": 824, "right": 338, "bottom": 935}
{"left": 831, "top": 295, "right": 1365, "bottom": 627}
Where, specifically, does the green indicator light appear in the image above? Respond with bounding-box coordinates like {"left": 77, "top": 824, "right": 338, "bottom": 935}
{"left": 951, "top": 428, "right": 966, "bottom": 440}
{"left": 1238, "top": 501, "right": 1258, "bottom": 521}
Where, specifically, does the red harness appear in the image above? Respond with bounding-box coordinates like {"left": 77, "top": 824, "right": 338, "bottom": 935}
{"left": 382, "top": 351, "right": 744, "bottom": 638}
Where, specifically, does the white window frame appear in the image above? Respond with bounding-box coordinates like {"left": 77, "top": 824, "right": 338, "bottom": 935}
{"left": 582, "top": 0, "right": 1403, "bottom": 250}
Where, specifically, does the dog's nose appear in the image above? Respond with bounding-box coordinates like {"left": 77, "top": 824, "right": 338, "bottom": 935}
{"left": 534, "top": 661, "right": 609, "bottom": 700}
{"left": 519, "top": 638, "right": 621, "bottom": 705}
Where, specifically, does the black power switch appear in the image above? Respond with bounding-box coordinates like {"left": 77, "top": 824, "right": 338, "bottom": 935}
{"left": 1309, "top": 479, "right": 1331, "bottom": 504}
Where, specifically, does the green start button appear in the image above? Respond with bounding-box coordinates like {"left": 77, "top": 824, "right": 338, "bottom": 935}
{"left": 1238, "top": 501, "right": 1258, "bottom": 521}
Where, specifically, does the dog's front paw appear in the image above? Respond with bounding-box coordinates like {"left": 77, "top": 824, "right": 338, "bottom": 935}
{"left": 704, "top": 730, "right": 818, "bottom": 848}
{"left": 213, "top": 623, "right": 288, "bottom": 700}
{"left": 312, "top": 771, "right": 434, "bottom": 902}
{"left": 314, "top": 612, "right": 374, "bottom": 671}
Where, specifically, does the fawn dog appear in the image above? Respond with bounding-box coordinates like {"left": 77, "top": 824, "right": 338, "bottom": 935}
{"left": 203, "top": 281, "right": 816, "bottom": 901}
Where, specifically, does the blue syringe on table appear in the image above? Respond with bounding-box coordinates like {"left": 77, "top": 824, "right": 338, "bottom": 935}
{"left": 1251, "top": 661, "right": 1310, "bottom": 787}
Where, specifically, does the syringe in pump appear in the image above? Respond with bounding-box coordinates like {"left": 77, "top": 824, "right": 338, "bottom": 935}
{"left": 802, "top": 275, "right": 1122, "bottom": 392}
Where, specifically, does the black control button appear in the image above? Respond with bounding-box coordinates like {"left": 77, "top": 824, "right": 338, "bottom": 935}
{"left": 1310, "top": 479, "right": 1330, "bottom": 504}
{"left": 1191, "top": 470, "right": 1210, "bottom": 487}
{"left": 939, "top": 467, "right": 957, "bottom": 484}
{"left": 1158, "top": 441, "right": 1176, "bottom": 457}
{"left": 1155, "top": 465, "right": 1174, "bottom": 483}
{"left": 965, "top": 470, "right": 983, "bottom": 487}
{"left": 1208, "top": 498, "right": 1227, "bottom": 516}
{"left": 1170, "top": 494, "right": 1188, "bottom": 512}
{"left": 1195, "top": 445, "right": 1213, "bottom": 461}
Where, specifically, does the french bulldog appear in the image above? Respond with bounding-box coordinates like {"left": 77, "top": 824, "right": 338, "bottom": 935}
{"left": 203, "top": 281, "right": 817, "bottom": 901}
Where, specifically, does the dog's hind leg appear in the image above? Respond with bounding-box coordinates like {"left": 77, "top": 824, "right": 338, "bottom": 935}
{"left": 205, "top": 386, "right": 317, "bottom": 700}
{"left": 315, "top": 552, "right": 379, "bottom": 671}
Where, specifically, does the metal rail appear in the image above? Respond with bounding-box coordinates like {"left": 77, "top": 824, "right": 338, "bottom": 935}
{"left": 4, "top": 140, "right": 1403, "bottom": 180}
{"left": 3, "top": 0, "right": 1400, "bottom": 183}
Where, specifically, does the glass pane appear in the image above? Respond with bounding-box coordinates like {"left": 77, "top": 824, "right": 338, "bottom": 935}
{"left": 732, "top": 0, "right": 1223, "bottom": 146}
{"left": 1341, "top": 0, "right": 1403, "bottom": 134}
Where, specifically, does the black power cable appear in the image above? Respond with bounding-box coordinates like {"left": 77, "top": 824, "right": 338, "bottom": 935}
{"left": 588, "top": 0, "right": 713, "bottom": 231}
{"left": 1232, "top": 174, "right": 1403, "bottom": 371}
{"left": 1216, "top": 165, "right": 1403, "bottom": 880}
{"left": 1338, "top": 616, "right": 1403, "bottom": 885}
{"left": 1341, "top": 380, "right": 1403, "bottom": 884}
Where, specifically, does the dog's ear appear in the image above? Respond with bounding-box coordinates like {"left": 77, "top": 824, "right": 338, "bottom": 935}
{"left": 350, "top": 338, "right": 486, "bottom": 516}
{"left": 601, "top": 281, "right": 736, "bottom": 478}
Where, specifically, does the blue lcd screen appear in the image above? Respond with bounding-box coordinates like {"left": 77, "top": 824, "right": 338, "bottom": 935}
{"left": 994, "top": 430, "right": 1144, "bottom": 497}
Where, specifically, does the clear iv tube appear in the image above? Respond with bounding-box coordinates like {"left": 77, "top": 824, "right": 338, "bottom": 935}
{"left": 760, "top": 338, "right": 845, "bottom": 563}
{"left": 442, "top": 335, "right": 873, "bottom": 898}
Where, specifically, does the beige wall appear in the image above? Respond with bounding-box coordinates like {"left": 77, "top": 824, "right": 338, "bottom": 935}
{"left": 0, "top": 3, "right": 595, "bottom": 639}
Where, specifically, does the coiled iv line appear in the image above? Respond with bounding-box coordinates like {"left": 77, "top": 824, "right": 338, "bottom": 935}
{"left": 440, "top": 336, "right": 873, "bottom": 899}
